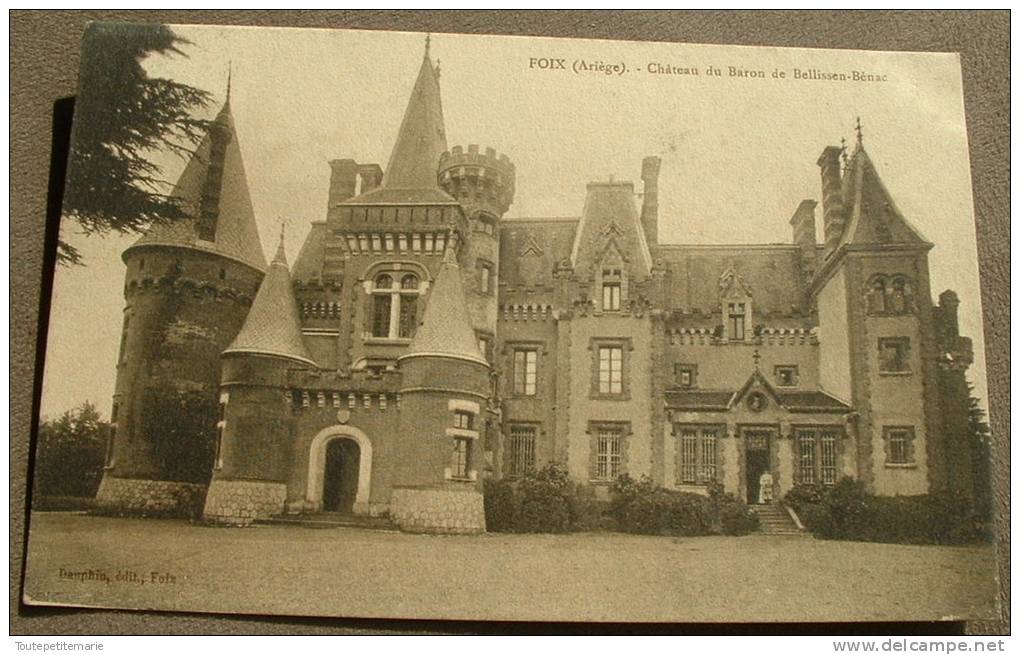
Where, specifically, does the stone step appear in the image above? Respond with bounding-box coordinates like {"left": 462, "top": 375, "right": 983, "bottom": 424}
{"left": 752, "top": 503, "right": 805, "bottom": 536}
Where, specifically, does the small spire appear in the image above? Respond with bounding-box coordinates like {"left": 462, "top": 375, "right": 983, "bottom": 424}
{"left": 840, "top": 137, "right": 849, "bottom": 170}
{"left": 855, "top": 116, "right": 863, "bottom": 147}
{"left": 752, "top": 348, "right": 761, "bottom": 371}
{"left": 435, "top": 58, "right": 441, "bottom": 80}
{"left": 424, "top": 33, "right": 431, "bottom": 58}
{"left": 226, "top": 60, "right": 232, "bottom": 103}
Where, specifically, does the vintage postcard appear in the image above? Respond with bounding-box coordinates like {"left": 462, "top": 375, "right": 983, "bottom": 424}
{"left": 24, "top": 23, "right": 998, "bottom": 623}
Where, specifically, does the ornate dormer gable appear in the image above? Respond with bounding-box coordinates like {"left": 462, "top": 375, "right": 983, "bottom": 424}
{"left": 719, "top": 265, "right": 753, "bottom": 341}
{"left": 729, "top": 368, "right": 784, "bottom": 413}
{"left": 569, "top": 178, "right": 653, "bottom": 282}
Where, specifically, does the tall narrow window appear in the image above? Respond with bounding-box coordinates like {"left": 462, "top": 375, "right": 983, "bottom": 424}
{"left": 117, "top": 315, "right": 130, "bottom": 364}
{"left": 398, "top": 274, "right": 419, "bottom": 338}
{"left": 507, "top": 424, "right": 537, "bottom": 477}
{"left": 453, "top": 410, "right": 474, "bottom": 430}
{"left": 598, "top": 346, "right": 623, "bottom": 394}
{"left": 214, "top": 392, "right": 228, "bottom": 470}
{"left": 371, "top": 274, "right": 393, "bottom": 338}
{"left": 679, "top": 430, "right": 698, "bottom": 483}
{"left": 601, "top": 267, "right": 622, "bottom": 311}
{"left": 451, "top": 437, "right": 471, "bottom": 479}
{"left": 798, "top": 431, "right": 817, "bottom": 484}
{"left": 820, "top": 432, "right": 837, "bottom": 484}
{"left": 478, "top": 261, "right": 494, "bottom": 294}
{"left": 594, "top": 427, "right": 623, "bottom": 481}
{"left": 513, "top": 349, "right": 538, "bottom": 396}
{"left": 105, "top": 401, "right": 119, "bottom": 468}
{"left": 728, "top": 302, "right": 746, "bottom": 340}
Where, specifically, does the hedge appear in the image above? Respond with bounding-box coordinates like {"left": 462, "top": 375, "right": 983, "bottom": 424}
{"left": 784, "top": 478, "right": 988, "bottom": 545}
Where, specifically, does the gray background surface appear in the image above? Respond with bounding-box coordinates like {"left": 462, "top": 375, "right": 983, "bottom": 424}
{"left": 10, "top": 10, "right": 1009, "bottom": 635}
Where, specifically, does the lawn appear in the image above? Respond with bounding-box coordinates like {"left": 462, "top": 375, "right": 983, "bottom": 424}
{"left": 22, "top": 512, "right": 999, "bottom": 623}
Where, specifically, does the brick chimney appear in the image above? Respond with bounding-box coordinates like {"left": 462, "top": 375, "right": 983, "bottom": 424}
{"left": 358, "top": 164, "right": 383, "bottom": 193}
{"left": 327, "top": 159, "right": 359, "bottom": 208}
{"left": 817, "top": 146, "right": 847, "bottom": 256}
{"left": 640, "top": 155, "right": 661, "bottom": 247}
{"left": 789, "top": 199, "right": 818, "bottom": 281}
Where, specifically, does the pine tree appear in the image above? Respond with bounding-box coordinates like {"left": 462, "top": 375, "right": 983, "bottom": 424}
{"left": 966, "top": 382, "right": 993, "bottom": 520}
{"left": 59, "top": 23, "right": 211, "bottom": 265}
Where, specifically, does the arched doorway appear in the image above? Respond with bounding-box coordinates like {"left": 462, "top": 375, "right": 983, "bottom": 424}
{"left": 322, "top": 439, "right": 360, "bottom": 513}
{"left": 307, "top": 426, "right": 373, "bottom": 515}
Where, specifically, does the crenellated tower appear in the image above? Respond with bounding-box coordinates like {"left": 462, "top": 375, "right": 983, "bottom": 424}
{"left": 439, "top": 145, "right": 515, "bottom": 360}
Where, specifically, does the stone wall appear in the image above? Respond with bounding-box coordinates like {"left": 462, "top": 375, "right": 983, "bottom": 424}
{"left": 94, "top": 476, "right": 207, "bottom": 518}
{"left": 389, "top": 486, "right": 485, "bottom": 534}
{"left": 202, "top": 480, "right": 287, "bottom": 526}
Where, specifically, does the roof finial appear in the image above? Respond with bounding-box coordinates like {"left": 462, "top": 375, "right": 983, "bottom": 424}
{"left": 855, "top": 116, "right": 863, "bottom": 147}
{"left": 273, "top": 217, "right": 288, "bottom": 264}
{"left": 840, "top": 136, "right": 849, "bottom": 170}
{"left": 752, "top": 348, "right": 761, "bottom": 371}
{"left": 424, "top": 33, "right": 431, "bottom": 58}
{"left": 226, "top": 60, "right": 232, "bottom": 103}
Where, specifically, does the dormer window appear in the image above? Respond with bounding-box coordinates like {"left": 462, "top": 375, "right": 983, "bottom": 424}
{"left": 602, "top": 267, "right": 622, "bottom": 311}
{"left": 727, "top": 302, "right": 746, "bottom": 341}
{"left": 370, "top": 272, "right": 420, "bottom": 339}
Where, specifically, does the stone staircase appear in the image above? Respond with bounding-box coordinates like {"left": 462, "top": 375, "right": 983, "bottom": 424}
{"left": 256, "top": 512, "right": 397, "bottom": 532}
{"left": 753, "top": 503, "right": 804, "bottom": 536}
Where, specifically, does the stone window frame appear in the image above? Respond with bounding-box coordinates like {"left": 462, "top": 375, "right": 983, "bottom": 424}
{"left": 674, "top": 363, "right": 698, "bottom": 389}
{"left": 589, "top": 337, "right": 633, "bottom": 400}
{"left": 360, "top": 261, "right": 430, "bottom": 343}
{"left": 866, "top": 273, "right": 915, "bottom": 316}
{"left": 588, "top": 420, "right": 631, "bottom": 484}
{"left": 104, "top": 397, "right": 120, "bottom": 469}
{"left": 595, "top": 255, "right": 629, "bottom": 314}
{"left": 117, "top": 311, "right": 131, "bottom": 366}
{"left": 477, "top": 259, "right": 496, "bottom": 295}
{"left": 674, "top": 423, "right": 723, "bottom": 486}
{"left": 506, "top": 340, "right": 546, "bottom": 397}
{"left": 878, "top": 336, "right": 912, "bottom": 375}
{"left": 883, "top": 425, "right": 917, "bottom": 468}
{"left": 504, "top": 421, "right": 539, "bottom": 479}
{"left": 793, "top": 425, "right": 842, "bottom": 484}
{"left": 774, "top": 365, "right": 799, "bottom": 387}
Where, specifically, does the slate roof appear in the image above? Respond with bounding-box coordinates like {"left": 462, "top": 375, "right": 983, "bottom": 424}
{"left": 665, "top": 388, "right": 850, "bottom": 414}
{"left": 836, "top": 145, "right": 931, "bottom": 249}
{"left": 570, "top": 182, "right": 653, "bottom": 276}
{"left": 292, "top": 221, "right": 327, "bottom": 283}
{"left": 498, "top": 217, "right": 579, "bottom": 296}
{"left": 223, "top": 237, "right": 315, "bottom": 366}
{"left": 401, "top": 248, "right": 488, "bottom": 366}
{"left": 343, "top": 47, "right": 454, "bottom": 206}
{"left": 128, "top": 99, "right": 267, "bottom": 272}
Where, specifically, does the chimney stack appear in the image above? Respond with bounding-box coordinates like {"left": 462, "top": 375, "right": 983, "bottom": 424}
{"left": 789, "top": 199, "right": 818, "bottom": 281}
{"left": 640, "top": 155, "right": 661, "bottom": 248}
{"left": 817, "top": 146, "right": 847, "bottom": 256}
{"left": 327, "top": 159, "right": 359, "bottom": 208}
{"left": 358, "top": 164, "right": 383, "bottom": 193}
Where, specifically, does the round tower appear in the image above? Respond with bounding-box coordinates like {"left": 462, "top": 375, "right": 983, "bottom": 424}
{"left": 95, "top": 96, "right": 268, "bottom": 518}
{"left": 391, "top": 248, "right": 490, "bottom": 534}
{"left": 438, "top": 145, "right": 515, "bottom": 359}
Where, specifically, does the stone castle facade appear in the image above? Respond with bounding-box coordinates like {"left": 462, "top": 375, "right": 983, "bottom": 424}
{"left": 95, "top": 42, "right": 976, "bottom": 533}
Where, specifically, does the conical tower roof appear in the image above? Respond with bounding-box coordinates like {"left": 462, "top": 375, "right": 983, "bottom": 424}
{"left": 127, "top": 95, "right": 267, "bottom": 272}
{"left": 223, "top": 235, "right": 315, "bottom": 366}
{"left": 346, "top": 39, "right": 456, "bottom": 205}
{"left": 400, "top": 247, "right": 488, "bottom": 367}
{"left": 835, "top": 134, "right": 930, "bottom": 250}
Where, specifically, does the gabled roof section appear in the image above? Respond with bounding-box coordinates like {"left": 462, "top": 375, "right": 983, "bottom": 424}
{"left": 400, "top": 247, "right": 488, "bottom": 366}
{"left": 223, "top": 236, "right": 315, "bottom": 366}
{"left": 837, "top": 144, "right": 931, "bottom": 249}
{"left": 570, "top": 181, "right": 653, "bottom": 277}
{"left": 345, "top": 41, "right": 455, "bottom": 206}
{"left": 664, "top": 386, "right": 852, "bottom": 415}
{"left": 129, "top": 97, "right": 267, "bottom": 272}
{"left": 729, "top": 368, "right": 782, "bottom": 410}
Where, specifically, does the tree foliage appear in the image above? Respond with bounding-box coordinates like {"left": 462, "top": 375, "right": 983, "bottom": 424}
{"left": 34, "top": 402, "right": 108, "bottom": 498}
{"left": 60, "top": 23, "right": 212, "bottom": 265}
{"left": 967, "top": 383, "right": 994, "bottom": 520}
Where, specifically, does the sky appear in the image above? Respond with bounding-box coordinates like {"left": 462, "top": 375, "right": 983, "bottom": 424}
{"left": 41, "top": 25, "right": 988, "bottom": 419}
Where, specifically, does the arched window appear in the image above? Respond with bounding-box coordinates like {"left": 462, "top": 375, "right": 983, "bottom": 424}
{"left": 890, "top": 275, "right": 911, "bottom": 314}
{"left": 371, "top": 272, "right": 420, "bottom": 339}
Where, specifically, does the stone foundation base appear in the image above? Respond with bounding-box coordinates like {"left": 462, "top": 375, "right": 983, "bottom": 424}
{"left": 389, "top": 486, "right": 486, "bottom": 535}
{"left": 202, "top": 480, "right": 287, "bottom": 526}
{"left": 94, "top": 476, "right": 207, "bottom": 518}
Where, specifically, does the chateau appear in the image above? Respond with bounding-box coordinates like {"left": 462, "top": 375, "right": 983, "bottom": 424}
{"left": 95, "top": 42, "right": 976, "bottom": 534}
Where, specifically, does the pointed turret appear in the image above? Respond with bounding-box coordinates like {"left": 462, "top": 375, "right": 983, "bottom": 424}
{"left": 223, "top": 233, "right": 315, "bottom": 366}
{"left": 128, "top": 94, "right": 267, "bottom": 272}
{"left": 400, "top": 247, "right": 487, "bottom": 366}
{"left": 346, "top": 38, "right": 455, "bottom": 205}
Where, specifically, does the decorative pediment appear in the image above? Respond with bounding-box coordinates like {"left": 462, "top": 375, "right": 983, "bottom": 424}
{"left": 729, "top": 368, "right": 782, "bottom": 413}
{"left": 719, "top": 265, "right": 753, "bottom": 299}
{"left": 520, "top": 234, "right": 544, "bottom": 257}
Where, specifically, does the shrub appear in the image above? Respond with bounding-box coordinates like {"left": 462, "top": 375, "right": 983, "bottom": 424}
{"left": 717, "top": 496, "right": 759, "bottom": 536}
{"left": 483, "top": 463, "right": 607, "bottom": 534}
{"left": 610, "top": 475, "right": 716, "bottom": 537}
{"left": 783, "top": 478, "right": 986, "bottom": 545}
